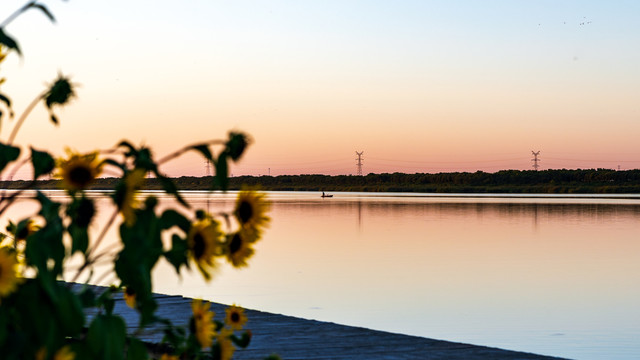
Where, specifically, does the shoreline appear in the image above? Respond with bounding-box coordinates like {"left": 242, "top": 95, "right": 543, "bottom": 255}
{"left": 75, "top": 283, "right": 569, "bottom": 360}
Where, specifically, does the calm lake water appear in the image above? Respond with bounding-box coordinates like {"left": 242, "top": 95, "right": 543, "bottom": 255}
{"left": 5, "top": 190, "right": 640, "bottom": 360}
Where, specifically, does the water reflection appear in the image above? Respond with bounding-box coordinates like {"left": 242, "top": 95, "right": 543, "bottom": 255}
{"left": 2, "top": 191, "right": 638, "bottom": 360}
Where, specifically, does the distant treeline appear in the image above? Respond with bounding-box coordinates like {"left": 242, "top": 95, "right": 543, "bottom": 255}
{"left": 3, "top": 169, "right": 640, "bottom": 193}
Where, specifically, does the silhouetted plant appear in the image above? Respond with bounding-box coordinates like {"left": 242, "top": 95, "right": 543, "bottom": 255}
{"left": 0, "top": 2, "right": 273, "bottom": 359}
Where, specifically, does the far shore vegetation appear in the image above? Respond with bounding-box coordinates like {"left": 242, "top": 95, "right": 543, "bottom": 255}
{"left": 4, "top": 169, "right": 640, "bottom": 194}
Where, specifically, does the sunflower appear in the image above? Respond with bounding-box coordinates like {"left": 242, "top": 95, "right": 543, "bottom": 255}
{"left": 0, "top": 247, "right": 20, "bottom": 298}
{"left": 123, "top": 286, "right": 136, "bottom": 309}
{"left": 57, "top": 149, "right": 102, "bottom": 192}
{"left": 117, "top": 169, "right": 146, "bottom": 226}
{"left": 224, "top": 304, "right": 248, "bottom": 330}
{"left": 234, "top": 191, "right": 269, "bottom": 235}
{"left": 224, "top": 231, "right": 254, "bottom": 268}
{"left": 214, "top": 329, "right": 236, "bottom": 360}
{"left": 53, "top": 346, "right": 75, "bottom": 360}
{"left": 160, "top": 354, "right": 179, "bottom": 360}
{"left": 191, "top": 299, "right": 216, "bottom": 349}
{"left": 188, "top": 216, "right": 223, "bottom": 281}
{"left": 15, "top": 219, "right": 39, "bottom": 242}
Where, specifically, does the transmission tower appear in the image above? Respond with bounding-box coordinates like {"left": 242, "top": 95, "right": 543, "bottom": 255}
{"left": 205, "top": 160, "right": 212, "bottom": 176}
{"left": 355, "top": 151, "right": 364, "bottom": 176}
{"left": 531, "top": 151, "right": 541, "bottom": 171}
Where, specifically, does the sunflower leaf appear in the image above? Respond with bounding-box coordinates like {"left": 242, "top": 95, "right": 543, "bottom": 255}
{"left": 0, "top": 142, "right": 20, "bottom": 173}
{"left": 158, "top": 175, "right": 188, "bottom": 208}
{"left": 231, "top": 331, "right": 252, "bottom": 348}
{"left": 0, "top": 28, "right": 21, "bottom": 56}
{"left": 87, "top": 314, "right": 126, "bottom": 360}
{"left": 30, "top": 147, "right": 55, "bottom": 179}
{"left": 68, "top": 224, "right": 89, "bottom": 255}
{"left": 53, "top": 285, "right": 84, "bottom": 335}
{"left": 117, "top": 140, "right": 138, "bottom": 157}
{"left": 27, "top": 3, "right": 56, "bottom": 23}
{"left": 164, "top": 234, "right": 188, "bottom": 275}
{"left": 190, "top": 144, "right": 213, "bottom": 162}
{"left": 77, "top": 286, "right": 97, "bottom": 308}
{"left": 126, "top": 338, "right": 149, "bottom": 360}
{"left": 160, "top": 209, "right": 190, "bottom": 233}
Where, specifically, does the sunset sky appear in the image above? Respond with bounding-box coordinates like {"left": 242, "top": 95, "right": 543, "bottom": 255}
{"left": 1, "top": 0, "right": 639, "bottom": 177}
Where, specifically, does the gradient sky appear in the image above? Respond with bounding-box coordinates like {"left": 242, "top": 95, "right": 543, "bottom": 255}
{"left": 1, "top": 0, "right": 639, "bottom": 177}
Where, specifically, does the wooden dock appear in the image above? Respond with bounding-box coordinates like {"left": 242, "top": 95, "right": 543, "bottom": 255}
{"left": 77, "top": 285, "right": 568, "bottom": 360}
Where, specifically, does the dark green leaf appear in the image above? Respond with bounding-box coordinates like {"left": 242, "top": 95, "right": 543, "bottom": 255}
{"left": 160, "top": 209, "right": 190, "bottom": 232}
{"left": 78, "top": 286, "right": 97, "bottom": 308}
{"left": 67, "top": 196, "right": 95, "bottom": 228}
{"left": 30, "top": 147, "right": 55, "bottom": 179}
{"left": 96, "top": 287, "right": 116, "bottom": 315}
{"left": 87, "top": 314, "right": 126, "bottom": 360}
{"left": 126, "top": 338, "right": 148, "bottom": 360}
{"left": 28, "top": 3, "right": 56, "bottom": 23}
{"left": 54, "top": 285, "right": 84, "bottom": 335}
{"left": 26, "top": 192, "right": 64, "bottom": 278}
{"left": 158, "top": 175, "right": 188, "bottom": 207}
{"left": 0, "top": 142, "right": 20, "bottom": 173}
{"left": 0, "top": 28, "right": 21, "bottom": 56}
{"left": 214, "top": 152, "right": 229, "bottom": 190}
{"left": 69, "top": 224, "right": 89, "bottom": 254}
{"left": 190, "top": 144, "right": 213, "bottom": 162}
{"left": 164, "top": 234, "right": 188, "bottom": 274}
{"left": 231, "top": 331, "right": 252, "bottom": 348}
{"left": 138, "top": 294, "right": 158, "bottom": 328}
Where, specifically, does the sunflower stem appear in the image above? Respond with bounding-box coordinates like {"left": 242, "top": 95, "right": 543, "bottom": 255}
{"left": 86, "top": 208, "right": 119, "bottom": 261}
{"left": 0, "top": 1, "right": 35, "bottom": 28}
{"left": 0, "top": 179, "right": 36, "bottom": 217}
{"left": 7, "top": 91, "right": 45, "bottom": 145}
{"left": 157, "top": 139, "right": 226, "bottom": 165}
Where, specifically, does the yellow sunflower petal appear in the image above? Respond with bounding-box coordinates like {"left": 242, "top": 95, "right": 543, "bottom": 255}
{"left": 225, "top": 231, "right": 254, "bottom": 268}
{"left": 191, "top": 299, "right": 216, "bottom": 348}
{"left": 56, "top": 150, "right": 102, "bottom": 192}
{"left": 234, "top": 191, "right": 270, "bottom": 234}
{"left": 188, "top": 215, "right": 223, "bottom": 281}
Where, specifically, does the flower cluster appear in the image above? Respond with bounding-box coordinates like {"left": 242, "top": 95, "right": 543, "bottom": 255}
{"left": 0, "top": 2, "right": 275, "bottom": 359}
{"left": 177, "top": 300, "right": 250, "bottom": 360}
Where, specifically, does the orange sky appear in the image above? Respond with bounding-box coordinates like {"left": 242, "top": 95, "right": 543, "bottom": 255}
{"left": 1, "top": 1, "right": 639, "bottom": 178}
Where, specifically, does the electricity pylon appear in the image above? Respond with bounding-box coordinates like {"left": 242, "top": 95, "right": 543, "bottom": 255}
{"left": 531, "top": 151, "right": 541, "bottom": 171}
{"left": 355, "top": 151, "right": 364, "bottom": 176}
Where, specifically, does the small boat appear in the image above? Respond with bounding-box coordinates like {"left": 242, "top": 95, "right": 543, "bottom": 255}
{"left": 321, "top": 192, "right": 333, "bottom": 198}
